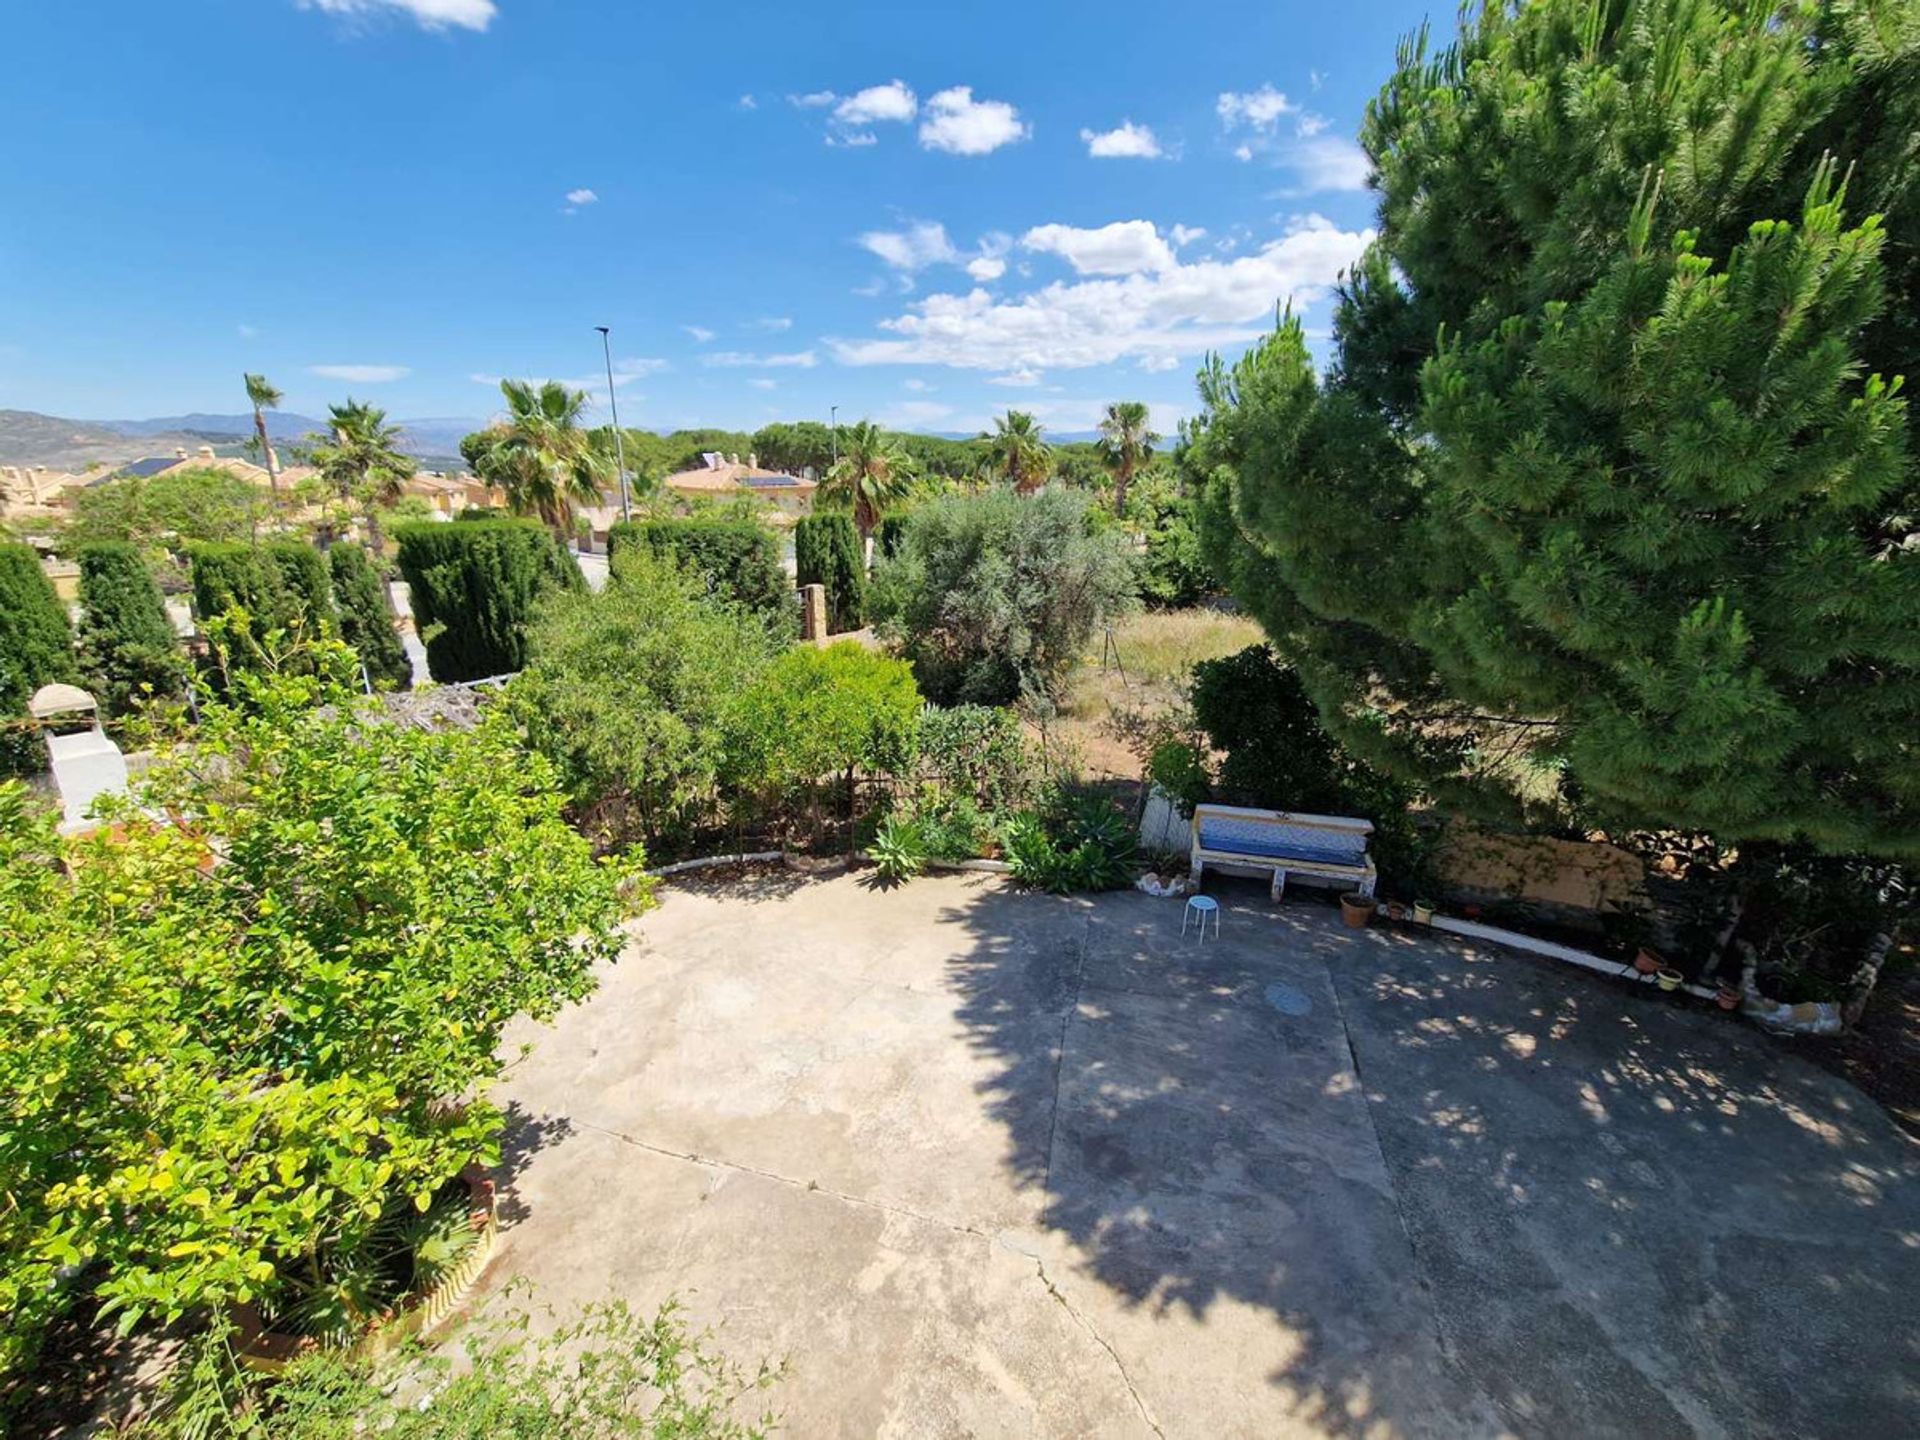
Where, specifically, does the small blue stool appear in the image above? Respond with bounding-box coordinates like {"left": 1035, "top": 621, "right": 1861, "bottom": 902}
{"left": 1182, "top": 894, "right": 1220, "bottom": 941}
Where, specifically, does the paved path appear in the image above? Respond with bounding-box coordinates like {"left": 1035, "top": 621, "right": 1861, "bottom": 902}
{"left": 481, "top": 872, "right": 1918, "bottom": 1438}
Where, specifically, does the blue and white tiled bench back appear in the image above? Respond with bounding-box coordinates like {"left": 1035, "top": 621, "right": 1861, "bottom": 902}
{"left": 1189, "top": 803, "right": 1377, "bottom": 901}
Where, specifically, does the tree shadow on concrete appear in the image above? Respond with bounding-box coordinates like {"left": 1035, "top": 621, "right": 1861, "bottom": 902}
{"left": 494, "top": 1101, "right": 576, "bottom": 1228}
{"left": 939, "top": 877, "right": 1920, "bottom": 1437}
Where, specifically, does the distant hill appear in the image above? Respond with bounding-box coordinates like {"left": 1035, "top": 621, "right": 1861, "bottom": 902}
{"left": 1, "top": 408, "right": 485, "bottom": 473}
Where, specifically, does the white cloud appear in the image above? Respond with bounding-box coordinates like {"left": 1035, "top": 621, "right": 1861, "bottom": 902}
{"left": 683, "top": 325, "right": 716, "bottom": 343}
{"left": 299, "top": 0, "right": 495, "bottom": 31}
{"left": 859, "top": 221, "right": 958, "bottom": 271}
{"left": 918, "top": 87, "right": 1029, "bottom": 155}
{"left": 966, "top": 256, "right": 1007, "bottom": 282}
{"left": 791, "top": 90, "right": 837, "bottom": 108}
{"left": 835, "top": 80, "right": 917, "bottom": 125}
{"left": 1280, "top": 135, "right": 1371, "bottom": 193}
{"left": 902, "top": 378, "right": 933, "bottom": 392}
{"left": 610, "top": 357, "right": 669, "bottom": 378}
{"left": 469, "top": 357, "right": 664, "bottom": 394}
{"left": 565, "top": 188, "right": 598, "bottom": 206}
{"left": 829, "top": 130, "right": 879, "bottom": 148}
{"left": 702, "top": 350, "right": 818, "bottom": 369}
{"left": 237, "top": 323, "right": 259, "bottom": 339}
{"left": 988, "top": 367, "right": 1044, "bottom": 387}
{"left": 1217, "top": 84, "right": 1295, "bottom": 131}
{"left": 1309, "top": 69, "right": 1325, "bottom": 92}
{"left": 1234, "top": 143, "right": 1254, "bottom": 163}
{"left": 1170, "top": 224, "right": 1207, "bottom": 248}
{"left": 853, "top": 278, "right": 889, "bottom": 297}
{"left": 830, "top": 213, "right": 1372, "bottom": 373}
{"left": 749, "top": 316, "right": 794, "bottom": 332}
{"left": 1080, "top": 121, "right": 1163, "bottom": 160}
{"left": 1295, "top": 112, "right": 1330, "bottom": 138}
{"left": 737, "top": 94, "right": 757, "bottom": 110}
{"left": 879, "top": 400, "right": 956, "bottom": 429}
{"left": 1021, "top": 220, "right": 1176, "bottom": 276}
{"left": 749, "top": 378, "right": 778, "bottom": 390}
{"left": 309, "top": 363, "right": 410, "bottom": 383}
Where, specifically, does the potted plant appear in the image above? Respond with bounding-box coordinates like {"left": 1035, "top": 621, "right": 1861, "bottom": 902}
{"left": 1633, "top": 947, "right": 1665, "bottom": 976}
{"left": 1385, "top": 900, "right": 1407, "bottom": 921}
{"left": 1340, "top": 892, "right": 1374, "bottom": 928}
{"left": 1412, "top": 899, "right": 1436, "bottom": 924}
{"left": 1715, "top": 982, "right": 1741, "bottom": 1011}
{"left": 1655, "top": 966, "right": 1685, "bottom": 993}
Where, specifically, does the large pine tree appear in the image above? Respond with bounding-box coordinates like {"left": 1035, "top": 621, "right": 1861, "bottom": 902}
{"left": 1193, "top": 0, "right": 1919, "bottom": 857}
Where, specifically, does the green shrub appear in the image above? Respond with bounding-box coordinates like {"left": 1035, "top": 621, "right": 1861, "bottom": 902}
{"left": 875, "top": 513, "right": 909, "bottom": 561}
{"left": 395, "top": 520, "right": 582, "bottom": 683}
{"left": 75, "top": 543, "right": 183, "bottom": 716}
{"left": 0, "top": 656, "right": 641, "bottom": 1380}
{"left": 870, "top": 488, "right": 1136, "bottom": 709}
{"left": 870, "top": 815, "right": 928, "bottom": 881}
{"left": 0, "top": 543, "right": 76, "bottom": 772}
{"left": 794, "top": 512, "right": 865, "bottom": 633}
{"left": 1001, "top": 792, "right": 1137, "bottom": 894}
{"left": 1129, "top": 477, "right": 1212, "bottom": 609}
{"left": 512, "top": 547, "right": 781, "bottom": 851}
{"left": 188, "top": 541, "right": 335, "bottom": 683}
{"left": 727, "top": 642, "right": 922, "bottom": 793}
{"left": 913, "top": 704, "right": 1040, "bottom": 814}
{"left": 328, "top": 543, "right": 410, "bottom": 691}
{"left": 608, "top": 517, "right": 787, "bottom": 619}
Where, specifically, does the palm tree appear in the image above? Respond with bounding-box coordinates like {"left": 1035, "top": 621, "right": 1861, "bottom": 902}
{"left": 986, "top": 410, "right": 1052, "bottom": 494}
{"left": 243, "top": 373, "right": 284, "bottom": 521}
{"left": 468, "top": 380, "right": 612, "bottom": 542}
{"left": 820, "top": 420, "right": 915, "bottom": 558}
{"left": 310, "top": 399, "right": 415, "bottom": 555}
{"left": 1097, "top": 400, "right": 1159, "bottom": 517}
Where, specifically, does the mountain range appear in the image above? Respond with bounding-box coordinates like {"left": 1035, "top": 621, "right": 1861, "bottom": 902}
{"left": 0, "top": 409, "right": 482, "bottom": 472}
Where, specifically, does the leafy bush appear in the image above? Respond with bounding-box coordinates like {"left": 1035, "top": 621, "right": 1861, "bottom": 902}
{"left": 1001, "top": 791, "right": 1138, "bottom": 894}
{"left": 870, "top": 815, "right": 928, "bottom": 881}
{"left": 188, "top": 542, "right": 336, "bottom": 685}
{"left": 0, "top": 656, "right": 640, "bottom": 1376}
{"left": 134, "top": 1298, "right": 780, "bottom": 1440}
{"left": 63, "top": 467, "right": 265, "bottom": 550}
{"left": 794, "top": 512, "right": 865, "bottom": 633}
{"left": 327, "top": 543, "right": 410, "bottom": 691}
{"left": 913, "top": 704, "right": 1040, "bottom": 814}
{"left": 0, "top": 542, "right": 77, "bottom": 772}
{"left": 870, "top": 488, "right": 1136, "bottom": 710}
{"left": 76, "top": 543, "right": 184, "bottom": 716}
{"left": 609, "top": 517, "right": 788, "bottom": 620}
{"left": 1128, "top": 475, "right": 1212, "bottom": 608}
{"left": 395, "top": 520, "right": 582, "bottom": 682}
{"left": 727, "top": 643, "right": 921, "bottom": 795}
{"left": 512, "top": 547, "right": 782, "bottom": 851}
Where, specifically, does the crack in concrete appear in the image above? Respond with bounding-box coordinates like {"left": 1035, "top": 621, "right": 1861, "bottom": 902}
{"left": 567, "top": 1115, "right": 1163, "bottom": 1436}
{"left": 994, "top": 1235, "right": 1165, "bottom": 1438}
{"left": 568, "top": 1117, "right": 995, "bottom": 1242}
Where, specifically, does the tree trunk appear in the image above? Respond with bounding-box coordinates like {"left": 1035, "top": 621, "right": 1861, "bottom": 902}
{"left": 255, "top": 409, "right": 283, "bottom": 530}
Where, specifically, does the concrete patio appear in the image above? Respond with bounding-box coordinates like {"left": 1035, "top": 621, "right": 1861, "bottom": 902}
{"left": 479, "top": 870, "right": 1918, "bottom": 1438}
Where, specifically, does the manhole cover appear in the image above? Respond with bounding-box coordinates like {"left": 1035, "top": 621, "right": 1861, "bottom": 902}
{"left": 1265, "top": 983, "right": 1312, "bottom": 1017}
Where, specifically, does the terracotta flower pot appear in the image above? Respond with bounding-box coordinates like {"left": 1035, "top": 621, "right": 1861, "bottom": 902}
{"left": 1655, "top": 967, "right": 1684, "bottom": 993}
{"left": 1633, "top": 948, "right": 1664, "bottom": 976}
{"left": 1340, "top": 893, "right": 1374, "bottom": 928}
{"left": 1716, "top": 985, "right": 1741, "bottom": 1011}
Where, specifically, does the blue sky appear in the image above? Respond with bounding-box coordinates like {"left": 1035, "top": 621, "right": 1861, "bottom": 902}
{"left": 1, "top": 0, "right": 1431, "bottom": 436}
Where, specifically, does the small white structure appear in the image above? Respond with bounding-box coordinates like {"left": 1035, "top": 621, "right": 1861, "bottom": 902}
{"left": 30, "top": 683, "right": 131, "bottom": 835}
{"left": 1189, "top": 803, "right": 1377, "bottom": 901}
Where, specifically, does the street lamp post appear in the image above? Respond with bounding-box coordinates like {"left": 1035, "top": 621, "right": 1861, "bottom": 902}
{"left": 595, "top": 325, "right": 632, "bottom": 523}
{"left": 830, "top": 404, "right": 839, "bottom": 469}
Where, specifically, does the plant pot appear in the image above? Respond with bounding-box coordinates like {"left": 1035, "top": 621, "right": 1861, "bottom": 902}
{"left": 1412, "top": 900, "right": 1435, "bottom": 924}
{"left": 1384, "top": 900, "right": 1407, "bottom": 921}
{"left": 1340, "top": 893, "right": 1374, "bottom": 928}
{"left": 1655, "top": 967, "right": 1684, "bottom": 993}
{"left": 1716, "top": 984, "right": 1741, "bottom": 1012}
{"left": 1633, "top": 947, "right": 1664, "bottom": 976}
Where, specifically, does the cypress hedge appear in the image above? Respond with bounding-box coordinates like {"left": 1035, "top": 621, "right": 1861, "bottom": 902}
{"left": 395, "top": 520, "right": 581, "bottom": 682}
{"left": 0, "top": 543, "right": 76, "bottom": 772}
{"left": 329, "top": 543, "right": 411, "bottom": 691}
{"left": 607, "top": 517, "right": 787, "bottom": 618}
{"left": 75, "top": 543, "right": 182, "bottom": 715}
{"left": 794, "top": 513, "right": 865, "bottom": 634}
{"left": 188, "top": 541, "right": 335, "bottom": 682}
